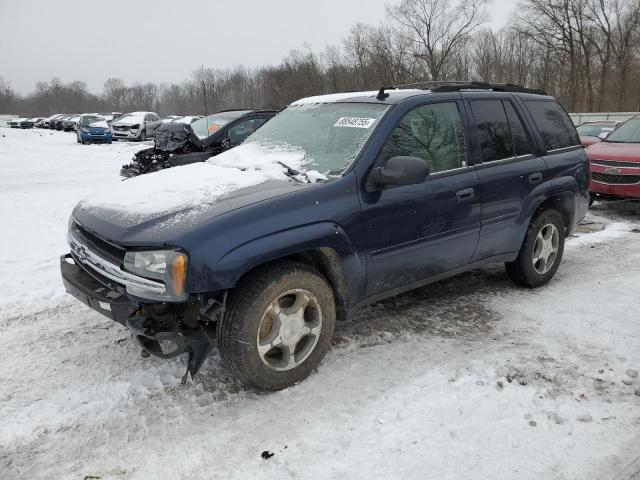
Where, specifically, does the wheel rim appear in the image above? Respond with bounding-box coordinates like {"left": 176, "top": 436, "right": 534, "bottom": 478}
{"left": 532, "top": 223, "right": 560, "bottom": 275}
{"left": 256, "top": 288, "right": 322, "bottom": 371}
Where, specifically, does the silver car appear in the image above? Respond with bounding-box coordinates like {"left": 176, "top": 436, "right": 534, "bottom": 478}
{"left": 110, "top": 111, "right": 161, "bottom": 141}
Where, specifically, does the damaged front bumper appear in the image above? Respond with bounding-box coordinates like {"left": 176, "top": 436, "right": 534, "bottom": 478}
{"left": 60, "top": 253, "right": 218, "bottom": 382}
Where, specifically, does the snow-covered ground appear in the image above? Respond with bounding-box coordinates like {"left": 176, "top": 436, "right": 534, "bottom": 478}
{"left": 1, "top": 127, "right": 639, "bottom": 480}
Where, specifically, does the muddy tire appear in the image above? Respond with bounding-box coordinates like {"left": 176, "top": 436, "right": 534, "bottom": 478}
{"left": 139, "top": 129, "right": 146, "bottom": 142}
{"left": 217, "top": 261, "right": 336, "bottom": 391}
{"left": 505, "top": 209, "right": 565, "bottom": 288}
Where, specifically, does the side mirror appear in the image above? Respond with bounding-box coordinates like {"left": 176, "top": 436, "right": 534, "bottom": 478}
{"left": 367, "top": 156, "right": 430, "bottom": 191}
{"left": 222, "top": 138, "right": 231, "bottom": 150}
{"left": 598, "top": 132, "right": 609, "bottom": 140}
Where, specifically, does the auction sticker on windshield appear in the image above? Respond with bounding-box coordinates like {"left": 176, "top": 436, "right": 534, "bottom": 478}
{"left": 334, "top": 117, "right": 377, "bottom": 129}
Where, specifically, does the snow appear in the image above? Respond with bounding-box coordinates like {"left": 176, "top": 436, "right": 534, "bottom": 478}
{"left": 80, "top": 141, "right": 317, "bottom": 218}
{"left": 88, "top": 120, "right": 109, "bottom": 128}
{"left": 292, "top": 89, "right": 423, "bottom": 105}
{"left": 113, "top": 112, "right": 147, "bottom": 126}
{"left": 1, "top": 128, "right": 640, "bottom": 479}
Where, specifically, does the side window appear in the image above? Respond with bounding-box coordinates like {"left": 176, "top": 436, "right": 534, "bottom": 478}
{"left": 144, "top": 114, "right": 151, "bottom": 122}
{"left": 504, "top": 101, "right": 534, "bottom": 156}
{"left": 379, "top": 102, "right": 467, "bottom": 174}
{"left": 470, "top": 100, "right": 513, "bottom": 162}
{"left": 228, "top": 118, "right": 261, "bottom": 145}
{"left": 524, "top": 100, "right": 579, "bottom": 151}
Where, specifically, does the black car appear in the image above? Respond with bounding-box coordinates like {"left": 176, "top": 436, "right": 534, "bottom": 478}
{"left": 62, "top": 82, "right": 588, "bottom": 390}
{"left": 20, "top": 117, "right": 45, "bottom": 129}
{"left": 53, "top": 115, "right": 73, "bottom": 131}
{"left": 121, "top": 109, "right": 276, "bottom": 177}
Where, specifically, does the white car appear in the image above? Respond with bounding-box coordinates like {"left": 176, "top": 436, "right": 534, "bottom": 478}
{"left": 175, "top": 115, "right": 203, "bottom": 124}
{"left": 110, "top": 111, "right": 161, "bottom": 141}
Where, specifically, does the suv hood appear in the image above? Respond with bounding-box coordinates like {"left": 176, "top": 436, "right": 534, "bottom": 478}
{"left": 586, "top": 141, "right": 640, "bottom": 162}
{"left": 112, "top": 117, "right": 144, "bottom": 127}
{"left": 73, "top": 142, "right": 325, "bottom": 245}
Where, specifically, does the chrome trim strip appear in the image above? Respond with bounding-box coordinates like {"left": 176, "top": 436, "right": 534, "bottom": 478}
{"left": 67, "top": 232, "right": 166, "bottom": 294}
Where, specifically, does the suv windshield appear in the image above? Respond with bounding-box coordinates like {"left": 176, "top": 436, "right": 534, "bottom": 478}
{"left": 604, "top": 118, "right": 640, "bottom": 143}
{"left": 80, "top": 115, "right": 104, "bottom": 127}
{"left": 245, "top": 103, "right": 389, "bottom": 173}
{"left": 576, "top": 124, "right": 615, "bottom": 137}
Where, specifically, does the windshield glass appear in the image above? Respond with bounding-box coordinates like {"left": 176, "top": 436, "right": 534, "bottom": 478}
{"left": 80, "top": 115, "right": 104, "bottom": 126}
{"left": 191, "top": 112, "right": 244, "bottom": 139}
{"left": 577, "top": 124, "right": 615, "bottom": 137}
{"left": 604, "top": 118, "right": 640, "bottom": 143}
{"left": 244, "top": 103, "right": 389, "bottom": 174}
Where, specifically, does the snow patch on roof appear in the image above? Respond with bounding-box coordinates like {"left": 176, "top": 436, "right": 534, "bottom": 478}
{"left": 292, "top": 89, "right": 425, "bottom": 105}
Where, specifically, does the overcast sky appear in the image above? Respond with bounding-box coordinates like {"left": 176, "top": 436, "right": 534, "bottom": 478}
{"left": 0, "top": 0, "right": 516, "bottom": 95}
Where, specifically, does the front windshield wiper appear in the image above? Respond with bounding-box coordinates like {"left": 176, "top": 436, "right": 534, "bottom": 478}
{"left": 278, "top": 161, "right": 311, "bottom": 183}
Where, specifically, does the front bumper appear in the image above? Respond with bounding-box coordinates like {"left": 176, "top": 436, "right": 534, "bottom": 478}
{"left": 112, "top": 127, "right": 140, "bottom": 139}
{"left": 80, "top": 130, "right": 113, "bottom": 143}
{"left": 60, "top": 253, "right": 214, "bottom": 380}
{"left": 60, "top": 253, "right": 138, "bottom": 326}
{"left": 590, "top": 163, "right": 640, "bottom": 199}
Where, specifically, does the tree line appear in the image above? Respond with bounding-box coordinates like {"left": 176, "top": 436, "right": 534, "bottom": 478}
{"left": 2, "top": 0, "right": 639, "bottom": 117}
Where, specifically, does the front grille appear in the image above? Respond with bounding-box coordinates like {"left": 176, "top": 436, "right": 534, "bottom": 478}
{"left": 113, "top": 126, "right": 129, "bottom": 131}
{"left": 70, "top": 222, "right": 125, "bottom": 264}
{"left": 591, "top": 159, "right": 640, "bottom": 169}
{"left": 592, "top": 172, "right": 640, "bottom": 184}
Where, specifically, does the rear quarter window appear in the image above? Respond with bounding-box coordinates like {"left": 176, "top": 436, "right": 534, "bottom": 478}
{"left": 524, "top": 100, "right": 579, "bottom": 151}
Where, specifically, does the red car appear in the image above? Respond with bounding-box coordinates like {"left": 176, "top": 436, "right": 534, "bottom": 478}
{"left": 576, "top": 120, "right": 620, "bottom": 147}
{"left": 587, "top": 116, "right": 640, "bottom": 200}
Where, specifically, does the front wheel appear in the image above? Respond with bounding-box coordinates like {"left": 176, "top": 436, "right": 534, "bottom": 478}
{"left": 217, "top": 261, "right": 336, "bottom": 390}
{"left": 138, "top": 129, "right": 146, "bottom": 142}
{"left": 505, "top": 209, "right": 565, "bottom": 288}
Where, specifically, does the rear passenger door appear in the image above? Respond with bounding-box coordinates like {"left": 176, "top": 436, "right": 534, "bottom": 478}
{"left": 466, "top": 96, "right": 547, "bottom": 260}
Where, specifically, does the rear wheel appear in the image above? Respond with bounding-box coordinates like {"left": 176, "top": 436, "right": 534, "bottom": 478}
{"left": 217, "top": 261, "right": 336, "bottom": 390}
{"left": 505, "top": 209, "right": 565, "bottom": 288}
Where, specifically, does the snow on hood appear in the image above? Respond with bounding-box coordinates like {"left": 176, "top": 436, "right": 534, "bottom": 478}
{"left": 88, "top": 120, "right": 109, "bottom": 129}
{"left": 112, "top": 113, "right": 145, "bottom": 126}
{"left": 78, "top": 142, "right": 324, "bottom": 220}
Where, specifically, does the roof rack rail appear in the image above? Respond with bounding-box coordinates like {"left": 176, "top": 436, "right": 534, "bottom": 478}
{"left": 389, "top": 80, "right": 547, "bottom": 96}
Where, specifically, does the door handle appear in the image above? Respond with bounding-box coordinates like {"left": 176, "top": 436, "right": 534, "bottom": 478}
{"left": 529, "top": 172, "right": 543, "bottom": 184}
{"left": 456, "top": 188, "right": 475, "bottom": 202}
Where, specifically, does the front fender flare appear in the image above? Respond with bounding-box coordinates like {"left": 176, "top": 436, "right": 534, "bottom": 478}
{"left": 194, "top": 222, "right": 366, "bottom": 307}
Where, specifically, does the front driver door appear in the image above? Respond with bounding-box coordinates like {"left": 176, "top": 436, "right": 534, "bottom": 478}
{"left": 360, "top": 101, "right": 481, "bottom": 296}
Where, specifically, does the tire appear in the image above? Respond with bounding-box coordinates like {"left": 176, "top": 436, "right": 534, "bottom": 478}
{"left": 505, "top": 209, "right": 565, "bottom": 288}
{"left": 218, "top": 261, "right": 336, "bottom": 391}
{"left": 77, "top": 134, "right": 81, "bottom": 144}
{"left": 139, "top": 130, "right": 146, "bottom": 142}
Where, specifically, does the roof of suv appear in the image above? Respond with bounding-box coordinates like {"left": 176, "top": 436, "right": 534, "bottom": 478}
{"left": 292, "top": 83, "right": 552, "bottom": 106}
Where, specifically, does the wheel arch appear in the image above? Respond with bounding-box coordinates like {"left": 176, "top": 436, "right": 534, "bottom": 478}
{"left": 530, "top": 191, "right": 576, "bottom": 237}
{"left": 202, "top": 222, "right": 366, "bottom": 320}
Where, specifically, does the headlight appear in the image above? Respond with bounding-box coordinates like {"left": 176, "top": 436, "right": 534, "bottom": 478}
{"left": 130, "top": 124, "right": 140, "bottom": 130}
{"left": 123, "top": 250, "right": 188, "bottom": 301}
{"left": 81, "top": 127, "right": 90, "bottom": 132}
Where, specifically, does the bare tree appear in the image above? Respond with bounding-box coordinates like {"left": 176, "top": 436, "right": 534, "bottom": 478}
{"left": 387, "top": 0, "right": 489, "bottom": 80}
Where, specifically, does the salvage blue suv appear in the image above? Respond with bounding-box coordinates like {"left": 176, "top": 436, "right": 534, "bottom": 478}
{"left": 61, "top": 82, "right": 589, "bottom": 390}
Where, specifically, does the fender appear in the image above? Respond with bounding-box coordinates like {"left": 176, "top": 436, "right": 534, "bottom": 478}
{"left": 192, "top": 222, "right": 366, "bottom": 307}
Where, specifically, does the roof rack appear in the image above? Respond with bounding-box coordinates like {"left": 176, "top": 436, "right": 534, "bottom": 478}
{"left": 387, "top": 80, "right": 547, "bottom": 96}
